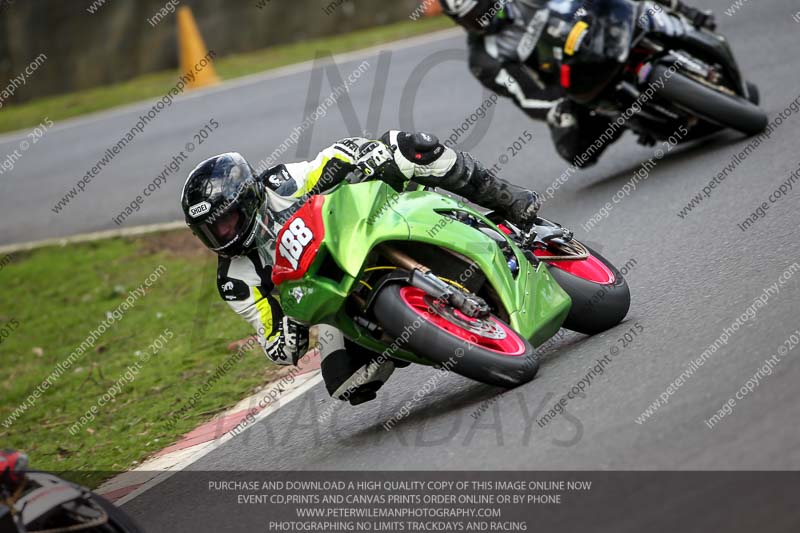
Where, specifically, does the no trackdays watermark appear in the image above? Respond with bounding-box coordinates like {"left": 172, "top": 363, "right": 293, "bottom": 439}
{"left": 231, "top": 386, "right": 584, "bottom": 450}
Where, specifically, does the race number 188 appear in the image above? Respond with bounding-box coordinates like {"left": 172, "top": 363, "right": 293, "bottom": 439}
{"left": 279, "top": 218, "right": 313, "bottom": 269}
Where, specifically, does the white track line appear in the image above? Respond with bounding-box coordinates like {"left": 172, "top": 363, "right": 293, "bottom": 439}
{"left": 0, "top": 221, "right": 187, "bottom": 255}
{"left": 113, "top": 372, "right": 324, "bottom": 506}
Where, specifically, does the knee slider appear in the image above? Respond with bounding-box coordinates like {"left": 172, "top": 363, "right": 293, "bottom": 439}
{"left": 468, "top": 47, "right": 503, "bottom": 88}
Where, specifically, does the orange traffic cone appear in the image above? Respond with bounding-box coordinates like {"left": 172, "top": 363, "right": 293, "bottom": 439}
{"left": 177, "top": 6, "right": 220, "bottom": 89}
{"left": 424, "top": 1, "right": 443, "bottom": 16}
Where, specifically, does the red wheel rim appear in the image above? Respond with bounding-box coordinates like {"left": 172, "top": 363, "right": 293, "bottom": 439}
{"left": 398, "top": 286, "right": 526, "bottom": 356}
{"left": 534, "top": 250, "right": 616, "bottom": 284}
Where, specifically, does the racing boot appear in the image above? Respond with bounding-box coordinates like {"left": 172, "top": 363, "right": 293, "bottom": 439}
{"left": 547, "top": 99, "right": 625, "bottom": 169}
{"left": 321, "top": 338, "right": 395, "bottom": 406}
{"left": 439, "top": 151, "right": 541, "bottom": 228}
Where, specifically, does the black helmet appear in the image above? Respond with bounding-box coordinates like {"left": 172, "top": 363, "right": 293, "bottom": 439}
{"left": 181, "top": 152, "right": 265, "bottom": 257}
{"left": 440, "top": 0, "right": 509, "bottom": 33}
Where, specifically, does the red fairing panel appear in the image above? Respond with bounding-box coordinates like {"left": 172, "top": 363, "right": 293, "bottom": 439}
{"left": 272, "top": 195, "right": 326, "bottom": 285}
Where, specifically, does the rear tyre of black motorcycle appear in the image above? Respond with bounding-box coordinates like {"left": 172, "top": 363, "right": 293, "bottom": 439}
{"left": 652, "top": 64, "right": 768, "bottom": 136}
{"left": 746, "top": 81, "right": 760, "bottom": 105}
{"left": 373, "top": 284, "right": 539, "bottom": 388}
{"left": 545, "top": 247, "right": 630, "bottom": 336}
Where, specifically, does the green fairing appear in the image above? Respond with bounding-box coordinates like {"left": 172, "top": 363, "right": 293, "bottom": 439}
{"left": 275, "top": 180, "right": 571, "bottom": 366}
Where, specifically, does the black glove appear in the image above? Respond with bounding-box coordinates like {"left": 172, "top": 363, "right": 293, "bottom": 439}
{"left": 676, "top": 1, "right": 716, "bottom": 31}
{"left": 265, "top": 317, "right": 309, "bottom": 366}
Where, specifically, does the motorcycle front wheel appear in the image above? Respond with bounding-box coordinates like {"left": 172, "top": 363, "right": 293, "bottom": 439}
{"left": 373, "top": 285, "right": 539, "bottom": 388}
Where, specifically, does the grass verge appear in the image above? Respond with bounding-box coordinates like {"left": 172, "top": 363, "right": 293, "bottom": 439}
{"left": 0, "top": 230, "right": 280, "bottom": 488}
{"left": 0, "top": 16, "right": 453, "bottom": 134}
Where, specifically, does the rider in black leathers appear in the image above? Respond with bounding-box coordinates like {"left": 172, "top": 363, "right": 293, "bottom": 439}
{"left": 440, "top": 0, "right": 716, "bottom": 167}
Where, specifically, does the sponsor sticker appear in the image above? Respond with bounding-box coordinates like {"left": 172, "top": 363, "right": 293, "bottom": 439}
{"left": 565, "top": 21, "right": 589, "bottom": 56}
{"left": 189, "top": 201, "right": 211, "bottom": 218}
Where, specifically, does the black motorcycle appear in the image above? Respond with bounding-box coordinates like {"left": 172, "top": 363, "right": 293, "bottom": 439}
{"left": 550, "top": 0, "right": 767, "bottom": 139}
{"left": 1, "top": 450, "right": 143, "bottom": 533}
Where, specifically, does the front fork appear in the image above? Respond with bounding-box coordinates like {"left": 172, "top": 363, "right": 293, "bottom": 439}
{"left": 369, "top": 245, "right": 490, "bottom": 319}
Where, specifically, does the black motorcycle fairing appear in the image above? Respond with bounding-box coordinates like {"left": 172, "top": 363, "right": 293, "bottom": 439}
{"left": 637, "top": 2, "right": 747, "bottom": 96}
{"left": 596, "top": 0, "right": 638, "bottom": 63}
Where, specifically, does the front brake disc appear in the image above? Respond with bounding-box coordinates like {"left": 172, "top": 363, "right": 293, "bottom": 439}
{"left": 423, "top": 295, "right": 507, "bottom": 340}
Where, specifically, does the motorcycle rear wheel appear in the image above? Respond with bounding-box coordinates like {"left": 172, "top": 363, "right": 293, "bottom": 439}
{"left": 746, "top": 80, "right": 760, "bottom": 106}
{"left": 652, "top": 63, "right": 768, "bottom": 136}
{"left": 536, "top": 245, "right": 630, "bottom": 335}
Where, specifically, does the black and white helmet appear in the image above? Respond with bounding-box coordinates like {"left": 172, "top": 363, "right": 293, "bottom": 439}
{"left": 180, "top": 152, "right": 266, "bottom": 258}
{"left": 440, "top": 0, "right": 505, "bottom": 33}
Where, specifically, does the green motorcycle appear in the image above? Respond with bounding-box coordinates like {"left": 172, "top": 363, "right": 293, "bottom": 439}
{"left": 272, "top": 177, "right": 630, "bottom": 388}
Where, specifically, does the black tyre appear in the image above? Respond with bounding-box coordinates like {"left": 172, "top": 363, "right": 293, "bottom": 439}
{"left": 746, "top": 80, "right": 760, "bottom": 105}
{"left": 652, "top": 64, "right": 768, "bottom": 136}
{"left": 542, "top": 246, "right": 630, "bottom": 335}
{"left": 89, "top": 493, "right": 144, "bottom": 532}
{"left": 373, "top": 284, "right": 539, "bottom": 388}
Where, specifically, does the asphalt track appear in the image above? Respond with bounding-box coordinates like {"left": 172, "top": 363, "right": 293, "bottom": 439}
{"left": 3, "top": 0, "right": 799, "bottom": 530}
